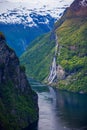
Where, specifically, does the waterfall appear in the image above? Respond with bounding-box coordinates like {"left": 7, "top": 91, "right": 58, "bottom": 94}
{"left": 48, "top": 34, "right": 65, "bottom": 84}
{"left": 48, "top": 56, "right": 57, "bottom": 84}
{"left": 48, "top": 34, "right": 58, "bottom": 84}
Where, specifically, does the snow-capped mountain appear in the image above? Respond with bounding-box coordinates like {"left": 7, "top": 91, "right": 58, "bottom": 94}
{"left": 0, "top": 0, "right": 74, "bottom": 56}
{"left": 0, "top": 0, "right": 74, "bottom": 26}
{"left": 80, "top": 0, "right": 87, "bottom": 7}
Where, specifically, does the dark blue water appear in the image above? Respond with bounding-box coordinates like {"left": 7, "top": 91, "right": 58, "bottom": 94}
{"left": 29, "top": 79, "right": 87, "bottom": 130}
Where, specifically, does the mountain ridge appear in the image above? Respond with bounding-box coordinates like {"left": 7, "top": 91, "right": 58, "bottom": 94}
{"left": 20, "top": 0, "right": 87, "bottom": 93}
{"left": 0, "top": 0, "right": 74, "bottom": 56}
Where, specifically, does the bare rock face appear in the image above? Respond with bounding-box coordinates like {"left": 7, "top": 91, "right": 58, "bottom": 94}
{"left": 0, "top": 37, "right": 27, "bottom": 90}
{"left": 66, "top": 0, "right": 87, "bottom": 17}
{"left": 0, "top": 33, "right": 39, "bottom": 130}
{"left": 57, "top": 65, "right": 65, "bottom": 80}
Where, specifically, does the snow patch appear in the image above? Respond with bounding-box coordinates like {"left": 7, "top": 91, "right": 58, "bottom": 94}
{"left": 80, "top": 0, "right": 87, "bottom": 7}
{"left": 0, "top": 0, "right": 74, "bottom": 26}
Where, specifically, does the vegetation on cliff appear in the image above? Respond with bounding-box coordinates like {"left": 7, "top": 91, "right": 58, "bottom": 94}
{"left": 55, "top": 17, "right": 87, "bottom": 92}
{"left": 20, "top": 33, "right": 55, "bottom": 81}
{"left": 55, "top": 0, "right": 87, "bottom": 92}
{"left": 20, "top": 0, "right": 87, "bottom": 93}
{"left": 0, "top": 32, "right": 38, "bottom": 130}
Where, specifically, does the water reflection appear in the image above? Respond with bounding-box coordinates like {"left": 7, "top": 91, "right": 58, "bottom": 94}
{"left": 55, "top": 89, "right": 87, "bottom": 129}
{"left": 29, "top": 79, "right": 87, "bottom": 130}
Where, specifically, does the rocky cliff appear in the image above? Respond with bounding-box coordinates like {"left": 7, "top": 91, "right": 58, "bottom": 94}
{"left": 0, "top": 32, "right": 39, "bottom": 130}
{"left": 66, "top": 0, "right": 87, "bottom": 17}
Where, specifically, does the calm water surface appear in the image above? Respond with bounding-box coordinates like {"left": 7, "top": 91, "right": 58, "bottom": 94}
{"left": 29, "top": 79, "right": 87, "bottom": 130}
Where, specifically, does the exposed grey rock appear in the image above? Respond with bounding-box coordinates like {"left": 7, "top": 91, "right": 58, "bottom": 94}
{"left": 57, "top": 65, "right": 65, "bottom": 80}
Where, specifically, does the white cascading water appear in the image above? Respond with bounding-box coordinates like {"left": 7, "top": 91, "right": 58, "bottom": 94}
{"left": 48, "top": 56, "right": 57, "bottom": 84}
{"left": 48, "top": 34, "right": 59, "bottom": 84}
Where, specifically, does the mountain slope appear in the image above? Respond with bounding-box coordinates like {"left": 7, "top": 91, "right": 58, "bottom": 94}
{"left": 20, "top": 33, "right": 55, "bottom": 81}
{"left": 20, "top": 0, "right": 87, "bottom": 93}
{"left": 0, "top": 0, "right": 74, "bottom": 56}
{"left": 0, "top": 22, "right": 55, "bottom": 56}
{"left": 0, "top": 33, "right": 38, "bottom": 130}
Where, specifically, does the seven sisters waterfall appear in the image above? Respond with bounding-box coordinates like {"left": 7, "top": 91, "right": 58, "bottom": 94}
{"left": 48, "top": 34, "right": 65, "bottom": 84}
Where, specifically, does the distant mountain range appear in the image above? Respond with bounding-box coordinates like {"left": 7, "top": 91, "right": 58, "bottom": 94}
{"left": 0, "top": 0, "right": 73, "bottom": 56}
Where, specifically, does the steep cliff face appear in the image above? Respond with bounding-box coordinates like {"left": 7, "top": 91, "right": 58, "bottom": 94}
{"left": 55, "top": 0, "right": 87, "bottom": 92}
{"left": 20, "top": 33, "right": 55, "bottom": 81}
{"left": 0, "top": 33, "right": 38, "bottom": 130}
{"left": 66, "top": 0, "right": 87, "bottom": 17}
{"left": 20, "top": 0, "right": 87, "bottom": 92}
{"left": 55, "top": 0, "right": 87, "bottom": 29}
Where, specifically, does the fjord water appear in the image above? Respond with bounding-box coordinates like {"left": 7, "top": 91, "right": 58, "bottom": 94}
{"left": 29, "top": 79, "right": 87, "bottom": 130}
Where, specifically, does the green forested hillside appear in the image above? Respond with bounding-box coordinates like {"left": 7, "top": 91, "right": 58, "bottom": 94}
{"left": 20, "top": 33, "right": 55, "bottom": 81}
{"left": 55, "top": 17, "right": 87, "bottom": 92}
{"left": 20, "top": 0, "right": 87, "bottom": 93}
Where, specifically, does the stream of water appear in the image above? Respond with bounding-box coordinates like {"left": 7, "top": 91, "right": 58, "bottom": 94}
{"left": 29, "top": 79, "right": 87, "bottom": 130}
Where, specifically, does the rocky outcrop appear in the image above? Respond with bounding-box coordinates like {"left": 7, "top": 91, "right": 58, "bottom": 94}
{"left": 56, "top": 65, "right": 65, "bottom": 80}
{"left": 63, "top": 0, "right": 87, "bottom": 18}
{"left": 0, "top": 33, "right": 39, "bottom": 130}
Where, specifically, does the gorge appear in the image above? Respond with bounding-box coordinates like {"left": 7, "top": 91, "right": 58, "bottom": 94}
{"left": 21, "top": 0, "right": 87, "bottom": 93}
{"left": 0, "top": 0, "right": 87, "bottom": 130}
